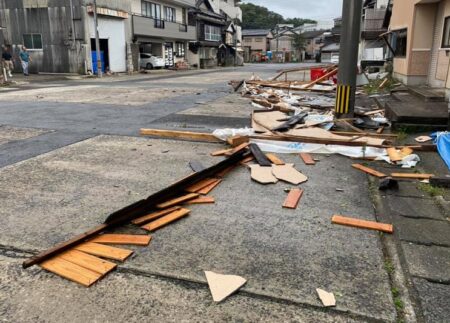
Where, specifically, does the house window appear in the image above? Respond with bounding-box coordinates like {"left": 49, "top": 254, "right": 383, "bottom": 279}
{"left": 176, "top": 42, "right": 185, "bottom": 57}
{"left": 205, "top": 25, "right": 221, "bottom": 42}
{"left": 255, "top": 37, "right": 263, "bottom": 42}
{"left": 165, "top": 6, "right": 175, "bottom": 22}
{"left": 393, "top": 29, "right": 407, "bottom": 57}
{"left": 442, "top": 17, "right": 450, "bottom": 48}
{"left": 23, "top": 34, "right": 42, "bottom": 50}
{"left": 141, "top": 1, "right": 161, "bottom": 19}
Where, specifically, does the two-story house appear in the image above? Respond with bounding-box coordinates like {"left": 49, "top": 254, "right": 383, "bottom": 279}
{"left": 270, "top": 25, "right": 298, "bottom": 63}
{"left": 242, "top": 29, "right": 273, "bottom": 62}
{"left": 299, "top": 30, "right": 327, "bottom": 60}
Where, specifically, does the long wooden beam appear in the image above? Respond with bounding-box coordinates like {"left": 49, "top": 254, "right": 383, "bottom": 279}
{"left": 139, "top": 129, "right": 222, "bottom": 143}
{"left": 23, "top": 148, "right": 250, "bottom": 269}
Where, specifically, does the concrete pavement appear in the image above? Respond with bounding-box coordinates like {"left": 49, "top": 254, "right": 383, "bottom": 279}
{"left": 0, "top": 63, "right": 448, "bottom": 322}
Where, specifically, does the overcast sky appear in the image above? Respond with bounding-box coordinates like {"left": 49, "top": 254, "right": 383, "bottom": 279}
{"left": 242, "top": 0, "right": 344, "bottom": 20}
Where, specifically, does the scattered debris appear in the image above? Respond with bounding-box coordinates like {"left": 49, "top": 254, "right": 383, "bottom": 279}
{"left": 283, "top": 188, "right": 304, "bottom": 209}
{"left": 249, "top": 143, "right": 272, "bottom": 166}
{"left": 266, "top": 153, "right": 285, "bottom": 165}
{"left": 185, "top": 196, "right": 215, "bottom": 204}
{"left": 316, "top": 288, "right": 336, "bottom": 307}
{"left": 415, "top": 136, "right": 432, "bottom": 143}
{"left": 249, "top": 165, "right": 278, "bottom": 184}
{"left": 204, "top": 271, "right": 247, "bottom": 303}
{"left": 299, "top": 153, "right": 316, "bottom": 165}
{"left": 331, "top": 215, "right": 393, "bottom": 233}
{"left": 272, "top": 164, "right": 308, "bottom": 184}
{"left": 141, "top": 208, "right": 190, "bottom": 232}
{"left": 89, "top": 234, "right": 151, "bottom": 246}
{"left": 352, "top": 164, "right": 386, "bottom": 178}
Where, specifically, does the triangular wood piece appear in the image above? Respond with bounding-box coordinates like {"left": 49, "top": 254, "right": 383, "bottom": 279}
{"left": 204, "top": 271, "right": 247, "bottom": 302}
{"left": 272, "top": 164, "right": 307, "bottom": 184}
{"left": 132, "top": 206, "right": 181, "bottom": 225}
{"left": 249, "top": 165, "right": 278, "bottom": 184}
{"left": 90, "top": 234, "right": 151, "bottom": 246}
{"left": 316, "top": 288, "right": 336, "bottom": 307}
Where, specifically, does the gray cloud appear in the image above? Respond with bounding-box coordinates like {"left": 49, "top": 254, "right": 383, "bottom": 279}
{"left": 242, "top": 0, "right": 343, "bottom": 20}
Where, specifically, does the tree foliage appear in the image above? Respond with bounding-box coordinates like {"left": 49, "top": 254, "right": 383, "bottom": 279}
{"left": 240, "top": 3, "right": 316, "bottom": 29}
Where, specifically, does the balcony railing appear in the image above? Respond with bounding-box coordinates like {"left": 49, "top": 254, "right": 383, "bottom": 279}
{"left": 154, "top": 19, "right": 165, "bottom": 29}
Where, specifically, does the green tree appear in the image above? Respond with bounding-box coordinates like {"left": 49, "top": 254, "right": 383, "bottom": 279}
{"left": 291, "top": 33, "right": 306, "bottom": 51}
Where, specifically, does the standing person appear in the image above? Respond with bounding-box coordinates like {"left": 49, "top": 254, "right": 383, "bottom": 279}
{"left": 19, "top": 46, "right": 31, "bottom": 76}
{"left": 1, "top": 45, "right": 14, "bottom": 78}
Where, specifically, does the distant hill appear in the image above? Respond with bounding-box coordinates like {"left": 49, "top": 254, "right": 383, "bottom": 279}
{"left": 240, "top": 3, "right": 316, "bottom": 29}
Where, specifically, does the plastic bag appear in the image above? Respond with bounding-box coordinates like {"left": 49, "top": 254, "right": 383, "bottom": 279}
{"left": 213, "top": 128, "right": 255, "bottom": 141}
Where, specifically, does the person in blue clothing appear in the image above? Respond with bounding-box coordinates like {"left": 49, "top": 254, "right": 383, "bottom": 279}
{"left": 19, "top": 46, "right": 32, "bottom": 76}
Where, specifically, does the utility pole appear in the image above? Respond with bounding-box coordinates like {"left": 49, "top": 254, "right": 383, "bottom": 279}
{"left": 276, "top": 25, "right": 279, "bottom": 63}
{"left": 335, "top": 0, "right": 363, "bottom": 119}
{"left": 93, "top": 0, "right": 102, "bottom": 78}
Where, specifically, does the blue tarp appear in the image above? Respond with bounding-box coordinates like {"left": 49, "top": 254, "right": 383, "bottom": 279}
{"left": 431, "top": 131, "right": 450, "bottom": 171}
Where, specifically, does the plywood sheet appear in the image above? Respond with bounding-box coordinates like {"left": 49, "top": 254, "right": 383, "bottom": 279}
{"left": 249, "top": 165, "right": 278, "bottom": 184}
{"left": 141, "top": 208, "right": 190, "bottom": 232}
{"left": 74, "top": 242, "right": 133, "bottom": 261}
{"left": 272, "top": 164, "right": 308, "bottom": 185}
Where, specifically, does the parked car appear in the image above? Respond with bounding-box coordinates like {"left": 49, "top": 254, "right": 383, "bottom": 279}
{"left": 330, "top": 54, "right": 339, "bottom": 64}
{"left": 140, "top": 53, "right": 165, "bottom": 70}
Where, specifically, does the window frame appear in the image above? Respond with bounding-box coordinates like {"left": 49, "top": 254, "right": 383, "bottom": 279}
{"left": 23, "top": 33, "right": 43, "bottom": 50}
{"left": 205, "top": 25, "right": 221, "bottom": 42}
{"left": 175, "top": 42, "right": 185, "bottom": 57}
{"left": 164, "top": 6, "right": 175, "bottom": 22}
{"left": 442, "top": 16, "right": 450, "bottom": 48}
{"left": 392, "top": 28, "right": 407, "bottom": 58}
{"left": 141, "top": 1, "right": 161, "bottom": 19}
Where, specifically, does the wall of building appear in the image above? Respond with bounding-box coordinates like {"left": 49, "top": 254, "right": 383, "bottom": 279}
{"left": 242, "top": 36, "right": 268, "bottom": 52}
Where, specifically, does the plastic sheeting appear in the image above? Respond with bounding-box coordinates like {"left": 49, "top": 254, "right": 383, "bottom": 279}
{"left": 431, "top": 131, "right": 450, "bottom": 170}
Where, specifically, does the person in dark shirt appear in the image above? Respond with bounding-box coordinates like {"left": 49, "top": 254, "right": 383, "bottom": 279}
{"left": 1, "top": 45, "right": 13, "bottom": 78}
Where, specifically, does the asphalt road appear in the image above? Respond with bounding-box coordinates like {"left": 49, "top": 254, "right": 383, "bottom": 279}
{"left": 0, "top": 63, "right": 446, "bottom": 322}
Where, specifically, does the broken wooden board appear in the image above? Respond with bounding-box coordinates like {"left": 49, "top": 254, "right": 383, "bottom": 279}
{"left": 331, "top": 215, "right": 393, "bottom": 233}
{"left": 352, "top": 164, "right": 387, "bottom": 178}
{"left": 185, "top": 178, "right": 218, "bottom": 193}
{"left": 272, "top": 164, "right": 308, "bottom": 185}
{"left": 266, "top": 153, "right": 285, "bottom": 165}
{"left": 197, "top": 179, "right": 222, "bottom": 195}
{"left": 204, "top": 271, "right": 247, "bottom": 302}
{"left": 316, "top": 288, "right": 336, "bottom": 307}
{"left": 387, "top": 147, "right": 402, "bottom": 162}
{"left": 185, "top": 196, "right": 215, "bottom": 204}
{"left": 391, "top": 173, "right": 434, "bottom": 180}
{"left": 299, "top": 153, "right": 315, "bottom": 165}
{"left": 249, "top": 165, "right": 278, "bottom": 184}
{"left": 74, "top": 242, "right": 133, "bottom": 262}
{"left": 139, "top": 129, "right": 221, "bottom": 143}
{"left": 141, "top": 208, "right": 190, "bottom": 232}
{"left": 89, "top": 234, "right": 151, "bottom": 246}
{"left": 249, "top": 143, "right": 272, "bottom": 166}
{"left": 157, "top": 193, "right": 200, "bottom": 209}
{"left": 40, "top": 257, "right": 102, "bottom": 287}
{"left": 227, "top": 135, "right": 249, "bottom": 147}
{"left": 283, "top": 188, "right": 304, "bottom": 209}
{"left": 132, "top": 206, "right": 181, "bottom": 226}
{"left": 210, "top": 148, "right": 233, "bottom": 157}
{"left": 59, "top": 249, "right": 117, "bottom": 275}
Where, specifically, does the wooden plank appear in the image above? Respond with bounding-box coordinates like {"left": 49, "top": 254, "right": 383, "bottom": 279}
{"left": 74, "top": 242, "right": 133, "bottom": 262}
{"left": 331, "top": 131, "right": 398, "bottom": 139}
{"left": 239, "top": 156, "right": 255, "bottom": 164}
{"left": 299, "top": 153, "right": 315, "bottom": 165}
{"left": 141, "top": 208, "right": 190, "bottom": 232}
{"left": 391, "top": 173, "right": 434, "bottom": 180}
{"left": 387, "top": 147, "right": 402, "bottom": 162}
{"left": 210, "top": 148, "right": 233, "bottom": 156}
{"left": 89, "top": 234, "right": 151, "bottom": 246}
{"left": 197, "top": 179, "right": 222, "bottom": 195}
{"left": 40, "top": 257, "right": 102, "bottom": 287}
{"left": 59, "top": 249, "right": 117, "bottom": 275}
{"left": 185, "top": 196, "right": 215, "bottom": 204}
{"left": 332, "top": 215, "right": 393, "bottom": 233}
{"left": 139, "top": 129, "right": 221, "bottom": 143}
{"left": 157, "top": 193, "right": 200, "bottom": 209}
{"left": 186, "top": 178, "right": 218, "bottom": 193}
{"left": 132, "top": 206, "right": 181, "bottom": 225}
{"left": 249, "top": 143, "right": 272, "bottom": 166}
{"left": 266, "top": 153, "right": 285, "bottom": 165}
{"left": 228, "top": 142, "right": 250, "bottom": 155}
{"left": 23, "top": 148, "right": 250, "bottom": 269}
{"left": 282, "top": 189, "right": 304, "bottom": 209}
{"left": 352, "top": 164, "right": 387, "bottom": 178}
{"left": 226, "top": 135, "right": 249, "bottom": 147}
